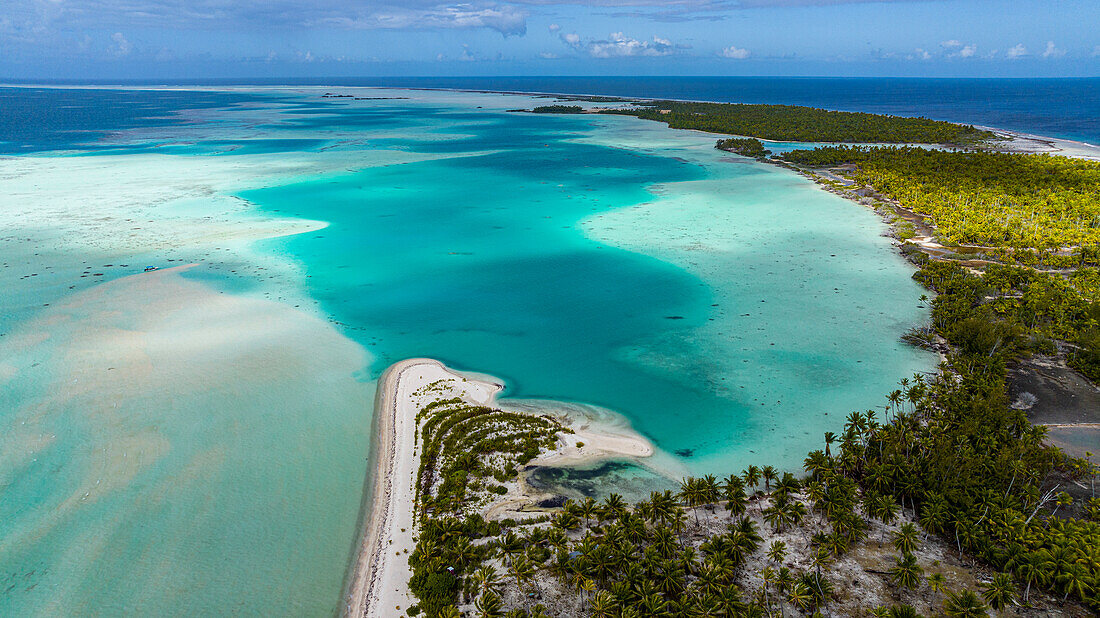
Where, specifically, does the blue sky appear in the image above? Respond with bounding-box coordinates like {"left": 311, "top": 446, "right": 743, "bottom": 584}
{"left": 1, "top": 0, "right": 1097, "bottom": 78}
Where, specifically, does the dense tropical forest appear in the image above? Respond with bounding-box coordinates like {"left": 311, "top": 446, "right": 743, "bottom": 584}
{"left": 400, "top": 119, "right": 1100, "bottom": 618}
{"left": 531, "top": 105, "right": 585, "bottom": 114}
{"left": 780, "top": 147, "right": 1100, "bottom": 256}
{"left": 715, "top": 138, "right": 771, "bottom": 159}
{"left": 598, "top": 102, "right": 993, "bottom": 144}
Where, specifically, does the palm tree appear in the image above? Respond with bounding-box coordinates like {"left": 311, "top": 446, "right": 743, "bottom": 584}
{"left": 1014, "top": 550, "right": 1045, "bottom": 605}
{"left": 761, "top": 466, "right": 777, "bottom": 493}
{"left": 767, "top": 540, "right": 787, "bottom": 565}
{"left": 475, "top": 591, "right": 505, "bottom": 618}
{"left": 872, "top": 494, "right": 900, "bottom": 541}
{"left": 509, "top": 555, "right": 536, "bottom": 591}
{"left": 639, "top": 592, "right": 671, "bottom": 616}
{"left": 943, "top": 589, "right": 987, "bottom": 618}
{"left": 786, "top": 581, "right": 813, "bottom": 613}
{"left": 1055, "top": 563, "right": 1093, "bottom": 604}
{"left": 919, "top": 495, "right": 948, "bottom": 537}
{"left": 680, "top": 477, "right": 704, "bottom": 524}
{"left": 603, "top": 493, "right": 627, "bottom": 521}
{"left": 927, "top": 572, "right": 946, "bottom": 612}
{"left": 589, "top": 590, "right": 618, "bottom": 618}
{"left": 889, "top": 553, "right": 923, "bottom": 591}
{"left": 577, "top": 497, "right": 597, "bottom": 529}
{"left": 823, "top": 431, "right": 837, "bottom": 457}
{"left": 472, "top": 565, "right": 503, "bottom": 596}
{"left": 700, "top": 474, "right": 721, "bottom": 506}
{"left": 804, "top": 450, "right": 831, "bottom": 481}
{"left": 892, "top": 522, "right": 920, "bottom": 555}
{"left": 980, "top": 572, "right": 1016, "bottom": 611}
{"left": 742, "top": 465, "right": 761, "bottom": 493}
{"left": 724, "top": 486, "right": 748, "bottom": 517}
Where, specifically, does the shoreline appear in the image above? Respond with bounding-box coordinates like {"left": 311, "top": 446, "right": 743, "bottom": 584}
{"left": 342, "top": 359, "right": 495, "bottom": 618}
{"left": 342, "top": 359, "right": 660, "bottom": 616}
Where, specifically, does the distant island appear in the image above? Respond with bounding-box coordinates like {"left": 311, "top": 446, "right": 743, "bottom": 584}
{"left": 524, "top": 99, "right": 993, "bottom": 145}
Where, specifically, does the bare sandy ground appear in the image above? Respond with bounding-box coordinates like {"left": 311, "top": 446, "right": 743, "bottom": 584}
{"left": 983, "top": 126, "right": 1100, "bottom": 161}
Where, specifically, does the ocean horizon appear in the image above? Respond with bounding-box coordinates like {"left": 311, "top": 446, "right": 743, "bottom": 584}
{"left": 5, "top": 76, "right": 1098, "bottom": 144}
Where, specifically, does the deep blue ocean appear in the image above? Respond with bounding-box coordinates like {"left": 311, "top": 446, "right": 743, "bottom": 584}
{"left": 6, "top": 77, "right": 1095, "bottom": 147}
{"left": 354, "top": 77, "right": 1100, "bottom": 144}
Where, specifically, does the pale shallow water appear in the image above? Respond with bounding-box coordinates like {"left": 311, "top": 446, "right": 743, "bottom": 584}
{"left": 0, "top": 86, "right": 935, "bottom": 615}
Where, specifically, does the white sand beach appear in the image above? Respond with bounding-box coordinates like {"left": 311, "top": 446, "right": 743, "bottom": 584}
{"left": 985, "top": 126, "right": 1100, "bottom": 161}
{"left": 343, "top": 359, "right": 500, "bottom": 618}
{"left": 342, "top": 359, "right": 663, "bottom": 617}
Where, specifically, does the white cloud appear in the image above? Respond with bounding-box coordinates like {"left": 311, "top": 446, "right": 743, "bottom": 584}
{"left": 538, "top": 51, "right": 558, "bottom": 58}
{"left": 1041, "top": 40, "right": 1065, "bottom": 58}
{"left": 548, "top": 23, "right": 560, "bottom": 32}
{"left": 1006, "top": 43, "right": 1027, "bottom": 59}
{"left": 459, "top": 44, "right": 475, "bottom": 61}
{"left": 108, "top": 31, "right": 131, "bottom": 57}
{"left": 909, "top": 47, "right": 931, "bottom": 61}
{"left": 562, "top": 31, "right": 678, "bottom": 58}
{"left": 720, "top": 45, "right": 750, "bottom": 59}
{"left": 321, "top": 6, "right": 528, "bottom": 36}
{"left": 939, "top": 40, "right": 976, "bottom": 58}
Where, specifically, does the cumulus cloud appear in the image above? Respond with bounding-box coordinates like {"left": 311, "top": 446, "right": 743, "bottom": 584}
{"left": 459, "top": 44, "right": 476, "bottom": 61}
{"left": 108, "top": 31, "right": 131, "bottom": 57}
{"left": 538, "top": 51, "right": 558, "bottom": 58}
{"left": 1041, "top": 40, "right": 1064, "bottom": 58}
{"left": 908, "top": 47, "right": 931, "bottom": 61}
{"left": 1006, "top": 43, "right": 1027, "bottom": 59}
{"left": 561, "top": 31, "right": 678, "bottom": 57}
{"left": 720, "top": 45, "right": 750, "bottom": 59}
{"left": 548, "top": 23, "right": 560, "bottom": 32}
{"left": 939, "top": 40, "right": 976, "bottom": 58}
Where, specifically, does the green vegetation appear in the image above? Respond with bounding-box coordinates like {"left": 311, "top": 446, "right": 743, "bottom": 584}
{"left": 408, "top": 393, "right": 565, "bottom": 614}
{"left": 780, "top": 146, "right": 1100, "bottom": 255}
{"left": 715, "top": 137, "right": 770, "bottom": 159}
{"left": 600, "top": 101, "right": 993, "bottom": 144}
{"left": 403, "top": 142, "right": 1100, "bottom": 617}
{"left": 530, "top": 105, "right": 584, "bottom": 114}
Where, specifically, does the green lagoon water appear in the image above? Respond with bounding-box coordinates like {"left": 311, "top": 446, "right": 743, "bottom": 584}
{"left": 0, "top": 88, "right": 935, "bottom": 615}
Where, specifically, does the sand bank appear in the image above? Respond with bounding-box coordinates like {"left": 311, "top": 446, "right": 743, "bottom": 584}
{"left": 342, "top": 359, "right": 660, "bottom": 617}
{"left": 343, "top": 359, "right": 500, "bottom": 618}
{"left": 983, "top": 126, "right": 1100, "bottom": 161}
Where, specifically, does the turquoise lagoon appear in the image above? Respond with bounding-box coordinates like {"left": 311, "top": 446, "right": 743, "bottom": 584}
{"left": 0, "top": 88, "right": 934, "bottom": 615}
